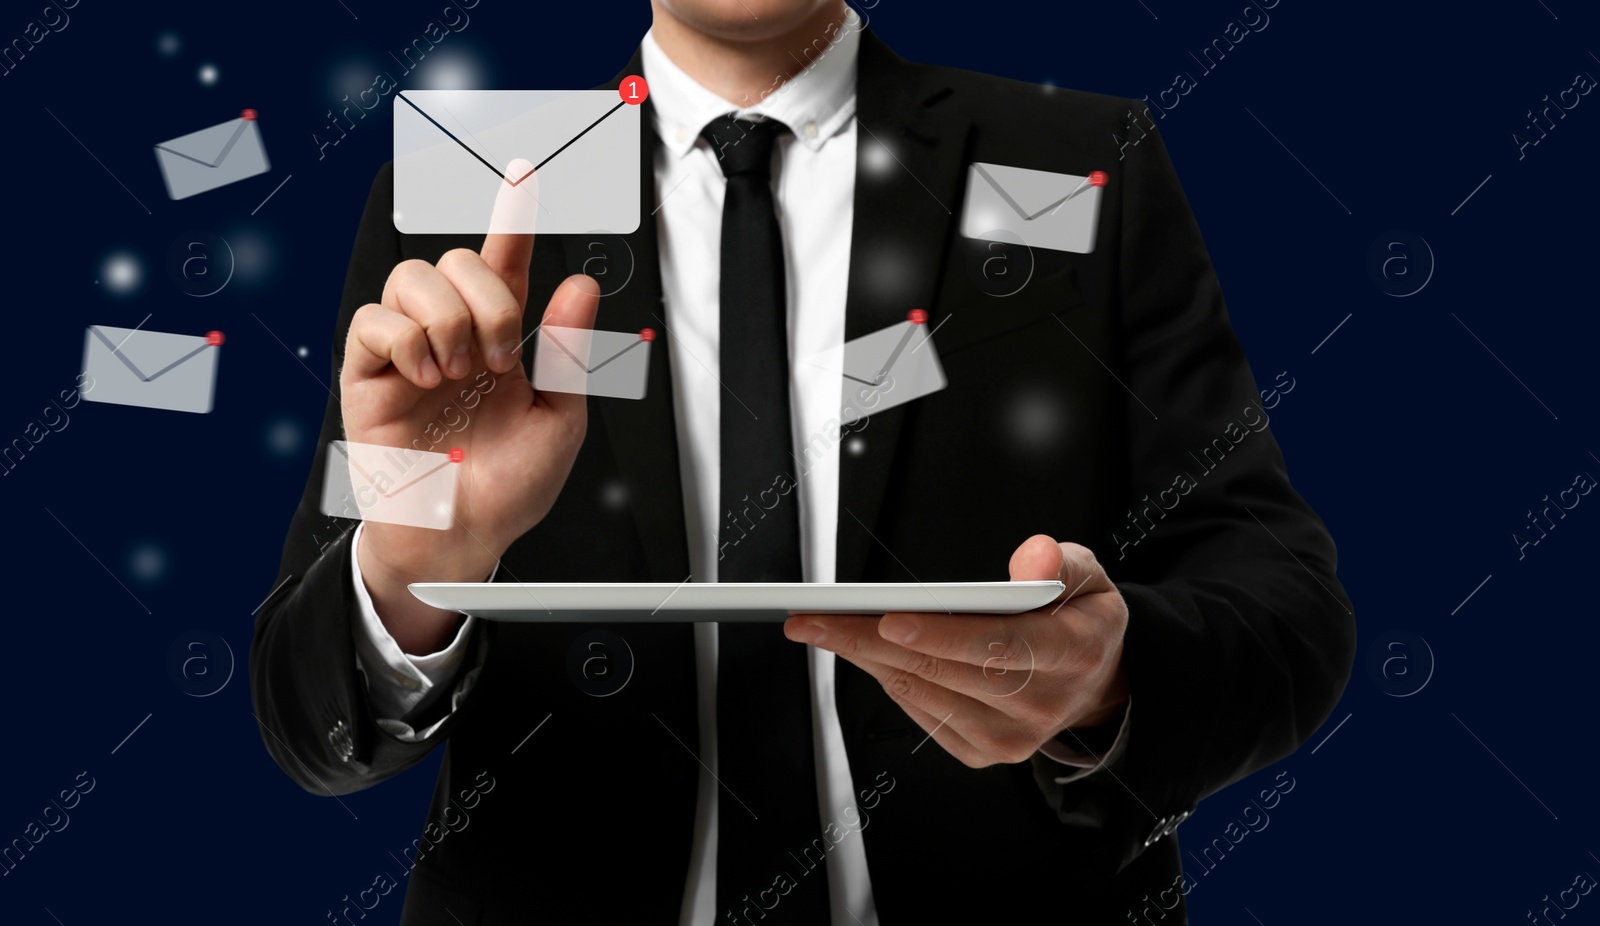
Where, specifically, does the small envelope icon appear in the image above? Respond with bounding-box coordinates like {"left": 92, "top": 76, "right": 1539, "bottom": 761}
{"left": 842, "top": 313, "right": 946, "bottom": 416}
{"left": 81, "top": 326, "right": 221, "bottom": 414}
{"left": 960, "top": 162, "right": 1105, "bottom": 254}
{"left": 320, "top": 441, "right": 459, "bottom": 531}
{"left": 154, "top": 109, "right": 270, "bottom": 200}
{"left": 810, "top": 311, "right": 946, "bottom": 431}
{"left": 532, "top": 325, "right": 653, "bottom": 400}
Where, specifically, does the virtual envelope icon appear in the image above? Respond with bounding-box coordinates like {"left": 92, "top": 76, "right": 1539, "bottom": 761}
{"left": 839, "top": 312, "right": 947, "bottom": 418}
{"left": 960, "top": 162, "right": 1106, "bottom": 254}
{"left": 393, "top": 90, "right": 640, "bottom": 234}
{"left": 81, "top": 326, "right": 222, "bottom": 414}
{"left": 533, "top": 325, "right": 653, "bottom": 400}
{"left": 797, "top": 311, "right": 946, "bottom": 434}
{"left": 320, "top": 441, "right": 459, "bottom": 531}
{"left": 154, "top": 109, "right": 271, "bottom": 200}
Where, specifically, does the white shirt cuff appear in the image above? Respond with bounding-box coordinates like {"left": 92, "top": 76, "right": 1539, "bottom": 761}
{"left": 349, "top": 522, "right": 489, "bottom": 737}
{"left": 1038, "top": 697, "right": 1133, "bottom": 785}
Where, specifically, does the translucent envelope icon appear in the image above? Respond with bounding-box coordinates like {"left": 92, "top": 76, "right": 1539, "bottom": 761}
{"left": 393, "top": 90, "right": 640, "bottom": 234}
{"left": 320, "top": 441, "right": 459, "bottom": 531}
{"left": 81, "top": 326, "right": 222, "bottom": 414}
{"left": 153, "top": 109, "right": 271, "bottom": 200}
{"left": 811, "top": 311, "right": 946, "bottom": 428}
{"left": 960, "top": 162, "right": 1106, "bottom": 254}
{"left": 532, "top": 326, "right": 653, "bottom": 400}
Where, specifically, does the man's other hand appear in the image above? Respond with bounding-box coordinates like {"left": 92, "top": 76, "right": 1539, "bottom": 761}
{"left": 784, "top": 535, "right": 1130, "bottom": 768}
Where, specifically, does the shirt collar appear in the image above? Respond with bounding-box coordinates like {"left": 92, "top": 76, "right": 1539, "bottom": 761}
{"left": 640, "top": 21, "right": 859, "bottom": 159}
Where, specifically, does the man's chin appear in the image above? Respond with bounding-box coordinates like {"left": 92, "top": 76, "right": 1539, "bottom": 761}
{"left": 655, "top": 0, "right": 841, "bottom": 44}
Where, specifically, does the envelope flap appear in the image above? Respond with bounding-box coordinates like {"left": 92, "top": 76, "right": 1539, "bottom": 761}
{"left": 155, "top": 118, "right": 248, "bottom": 163}
{"left": 90, "top": 326, "right": 210, "bottom": 374}
{"left": 841, "top": 321, "right": 919, "bottom": 380}
{"left": 334, "top": 442, "right": 455, "bottom": 496}
{"left": 973, "top": 161, "right": 1093, "bottom": 217}
{"left": 397, "top": 90, "right": 633, "bottom": 161}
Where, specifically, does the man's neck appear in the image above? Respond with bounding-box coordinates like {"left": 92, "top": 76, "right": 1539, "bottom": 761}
{"left": 649, "top": 1, "right": 852, "bottom": 107}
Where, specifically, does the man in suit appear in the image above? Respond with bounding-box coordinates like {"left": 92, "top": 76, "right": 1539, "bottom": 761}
{"left": 251, "top": 1, "right": 1355, "bottom": 923}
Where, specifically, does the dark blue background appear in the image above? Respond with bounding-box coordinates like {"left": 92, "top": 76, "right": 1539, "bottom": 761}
{"left": 2, "top": 0, "right": 1596, "bottom": 922}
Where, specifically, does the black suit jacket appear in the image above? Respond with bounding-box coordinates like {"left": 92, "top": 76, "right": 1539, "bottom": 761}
{"left": 251, "top": 31, "right": 1355, "bottom": 925}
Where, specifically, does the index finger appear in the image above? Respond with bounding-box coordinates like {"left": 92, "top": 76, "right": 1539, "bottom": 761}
{"left": 480, "top": 157, "right": 539, "bottom": 310}
{"left": 880, "top": 610, "right": 1041, "bottom": 671}
{"left": 786, "top": 610, "right": 1053, "bottom": 704}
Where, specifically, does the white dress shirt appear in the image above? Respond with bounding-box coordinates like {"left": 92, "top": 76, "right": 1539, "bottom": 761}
{"left": 349, "top": 20, "right": 1122, "bottom": 926}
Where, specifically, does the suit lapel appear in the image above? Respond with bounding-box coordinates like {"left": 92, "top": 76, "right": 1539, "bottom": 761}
{"left": 562, "top": 54, "right": 692, "bottom": 582}
{"left": 835, "top": 31, "right": 973, "bottom": 583}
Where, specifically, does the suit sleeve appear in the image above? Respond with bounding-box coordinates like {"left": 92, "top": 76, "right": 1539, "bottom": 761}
{"left": 249, "top": 162, "right": 488, "bottom": 795}
{"left": 348, "top": 522, "right": 483, "bottom": 734}
{"left": 1029, "top": 108, "right": 1356, "bottom": 874}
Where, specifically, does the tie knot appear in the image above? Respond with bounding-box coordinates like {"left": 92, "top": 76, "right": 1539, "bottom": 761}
{"left": 700, "top": 115, "right": 789, "bottom": 178}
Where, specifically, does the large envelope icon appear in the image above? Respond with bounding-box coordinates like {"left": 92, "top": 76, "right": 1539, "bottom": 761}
{"left": 320, "top": 441, "right": 459, "bottom": 531}
{"left": 81, "top": 326, "right": 221, "bottom": 414}
{"left": 532, "top": 325, "right": 652, "bottom": 400}
{"left": 960, "top": 162, "right": 1105, "bottom": 254}
{"left": 393, "top": 90, "right": 640, "bottom": 234}
{"left": 153, "top": 111, "right": 270, "bottom": 200}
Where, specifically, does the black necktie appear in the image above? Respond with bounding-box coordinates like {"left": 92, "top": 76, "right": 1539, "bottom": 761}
{"left": 703, "top": 115, "right": 830, "bottom": 924}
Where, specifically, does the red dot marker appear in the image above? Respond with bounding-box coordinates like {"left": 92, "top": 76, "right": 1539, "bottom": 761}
{"left": 907, "top": 309, "right": 928, "bottom": 325}
{"left": 449, "top": 448, "right": 464, "bottom": 463}
{"left": 620, "top": 76, "right": 649, "bottom": 105}
{"left": 639, "top": 328, "right": 656, "bottom": 342}
{"left": 241, "top": 109, "right": 258, "bottom": 121}
{"left": 1089, "top": 170, "right": 1108, "bottom": 187}
{"left": 205, "top": 330, "right": 225, "bottom": 346}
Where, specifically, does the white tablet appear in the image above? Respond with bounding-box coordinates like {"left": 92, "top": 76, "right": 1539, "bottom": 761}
{"left": 408, "top": 580, "right": 1065, "bottom": 622}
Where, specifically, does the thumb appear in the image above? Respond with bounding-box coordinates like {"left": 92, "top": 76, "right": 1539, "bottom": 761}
{"left": 1009, "top": 535, "right": 1114, "bottom": 599}
{"left": 480, "top": 158, "right": 538, "bottom": 309}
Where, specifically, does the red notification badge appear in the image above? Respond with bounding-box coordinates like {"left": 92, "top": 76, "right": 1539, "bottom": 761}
{"left": 620, "top": 76, "right": 649, "bottom": 105}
